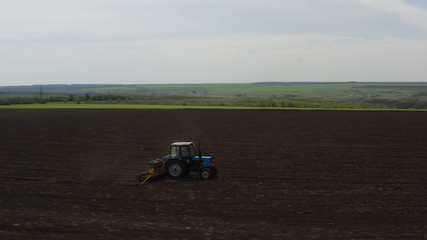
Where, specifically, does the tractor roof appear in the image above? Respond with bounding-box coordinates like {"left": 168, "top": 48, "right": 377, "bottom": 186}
{"left": 171, "top": 142, "right": 193, "bottom": 146}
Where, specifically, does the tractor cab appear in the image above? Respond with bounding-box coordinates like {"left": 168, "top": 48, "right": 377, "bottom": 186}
{"left": 170, "top": 142, "right": 195, "bottom": 159}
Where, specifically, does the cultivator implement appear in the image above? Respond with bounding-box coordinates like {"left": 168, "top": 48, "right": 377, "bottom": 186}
{"left": 136, "top": 158, "right": 166, "bottom": 186}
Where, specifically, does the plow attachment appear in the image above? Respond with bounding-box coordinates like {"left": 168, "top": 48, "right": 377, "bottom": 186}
{"left": 136, "top": 173, "right": 152, "bottom": 186}
{"left": 136, "top": 158, "right": 166, "bottom": 186}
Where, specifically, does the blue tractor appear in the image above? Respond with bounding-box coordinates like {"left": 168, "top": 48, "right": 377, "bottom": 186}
{"left": 137, "top": 142, "right": 216, "bottom": 185}
{"left": 166, "top": 142, "right": 216, "bottom": 179}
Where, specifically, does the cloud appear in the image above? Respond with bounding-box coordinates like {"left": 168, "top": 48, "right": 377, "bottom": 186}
{"left": 0, "top": 0, "right": 426, "bottom": 85}
{"left": 0, "top": 1, "right": 197, "bottom": 42}
{"left": 1, "top": 0, "right": 426, "bottom": 46}
{"left": 2, "top": 33, "right": 426, "bottom": 84}
{"left": 351, "top": 0, "right": 427, "bottom": 29}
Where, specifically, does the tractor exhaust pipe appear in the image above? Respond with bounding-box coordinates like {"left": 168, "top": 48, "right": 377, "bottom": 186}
{"left": 198, "top": 142, "right": 202, "bottom": 160}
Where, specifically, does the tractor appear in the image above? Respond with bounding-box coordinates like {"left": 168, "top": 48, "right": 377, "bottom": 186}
{"left": 137, "top": 142, "right": 217, "bottom": 185}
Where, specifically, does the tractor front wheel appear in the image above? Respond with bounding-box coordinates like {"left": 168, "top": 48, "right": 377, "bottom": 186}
{"left": 167, "top": 160, "right": 186, "bottom": 178}
{"left": 199, "top": 167, "right": 212, "bottom": 179}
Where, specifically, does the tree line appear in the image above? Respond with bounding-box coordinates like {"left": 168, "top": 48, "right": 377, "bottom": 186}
{"left": 0, "top": 94, "right": 130, "bottom": 105}
{"left": 0, "top": 94, "right": 426, "bottom": 109}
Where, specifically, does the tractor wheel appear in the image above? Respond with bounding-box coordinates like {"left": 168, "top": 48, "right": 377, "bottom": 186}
{"left": 210, "top": 166, "right": 217, "bottom": 177}
{"left": 199, "top": 167, "right": 212, "bottom": 179}
{"left": 167, "top": 160, "right": 186, "bottom": 178}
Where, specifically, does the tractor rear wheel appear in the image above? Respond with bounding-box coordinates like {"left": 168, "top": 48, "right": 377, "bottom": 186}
{"left": 199, "top": 167, "right": 212, "bottom": 179}
{"left": 167, "top": 160, "right": 186, "bottom": 178}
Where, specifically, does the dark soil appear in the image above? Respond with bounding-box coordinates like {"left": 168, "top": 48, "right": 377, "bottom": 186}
{"left": 0, "top": 109, "right": 426, "bottom": 239}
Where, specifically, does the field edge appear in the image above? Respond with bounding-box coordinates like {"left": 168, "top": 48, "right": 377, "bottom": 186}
{"left": 0, "top": 103, "right": 426, "bottom": 111}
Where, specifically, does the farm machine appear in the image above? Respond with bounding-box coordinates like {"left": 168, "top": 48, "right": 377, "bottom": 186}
{"left": 137, "top": 142, "right": 217, "bottom": 185}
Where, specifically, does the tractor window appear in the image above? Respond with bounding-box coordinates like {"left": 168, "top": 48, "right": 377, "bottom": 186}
{"left": 180, "top": 147, "right": 189, "bottom": 157}
{"left": 171, "top": 146, "right": 179, "bottom": 157}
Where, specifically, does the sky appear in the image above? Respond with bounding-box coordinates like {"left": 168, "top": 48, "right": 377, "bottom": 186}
{"left": 1, "top": 0, "right": 427, "bottom": 85}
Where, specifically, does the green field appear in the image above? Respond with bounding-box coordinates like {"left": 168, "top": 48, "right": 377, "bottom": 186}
{"left": 1, "top": 82, "right": 426, "bottom": 110}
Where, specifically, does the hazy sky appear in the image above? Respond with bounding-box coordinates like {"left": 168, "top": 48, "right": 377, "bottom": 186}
{"left": 1, "top": 0, "right": 427, "bottom": 85}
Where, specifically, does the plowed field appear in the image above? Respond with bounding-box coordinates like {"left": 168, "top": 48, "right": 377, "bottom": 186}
{"left": 0, "top": 109, "right": 426, "bottom": 239}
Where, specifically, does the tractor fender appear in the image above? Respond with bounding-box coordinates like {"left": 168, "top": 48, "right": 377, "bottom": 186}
{"left": 165, "top": 157, "right": 182, "bottom": 162}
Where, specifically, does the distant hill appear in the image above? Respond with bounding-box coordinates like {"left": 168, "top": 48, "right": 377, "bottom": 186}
{"left": 0, "top": 84, "right": 123, "bottom": 91}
